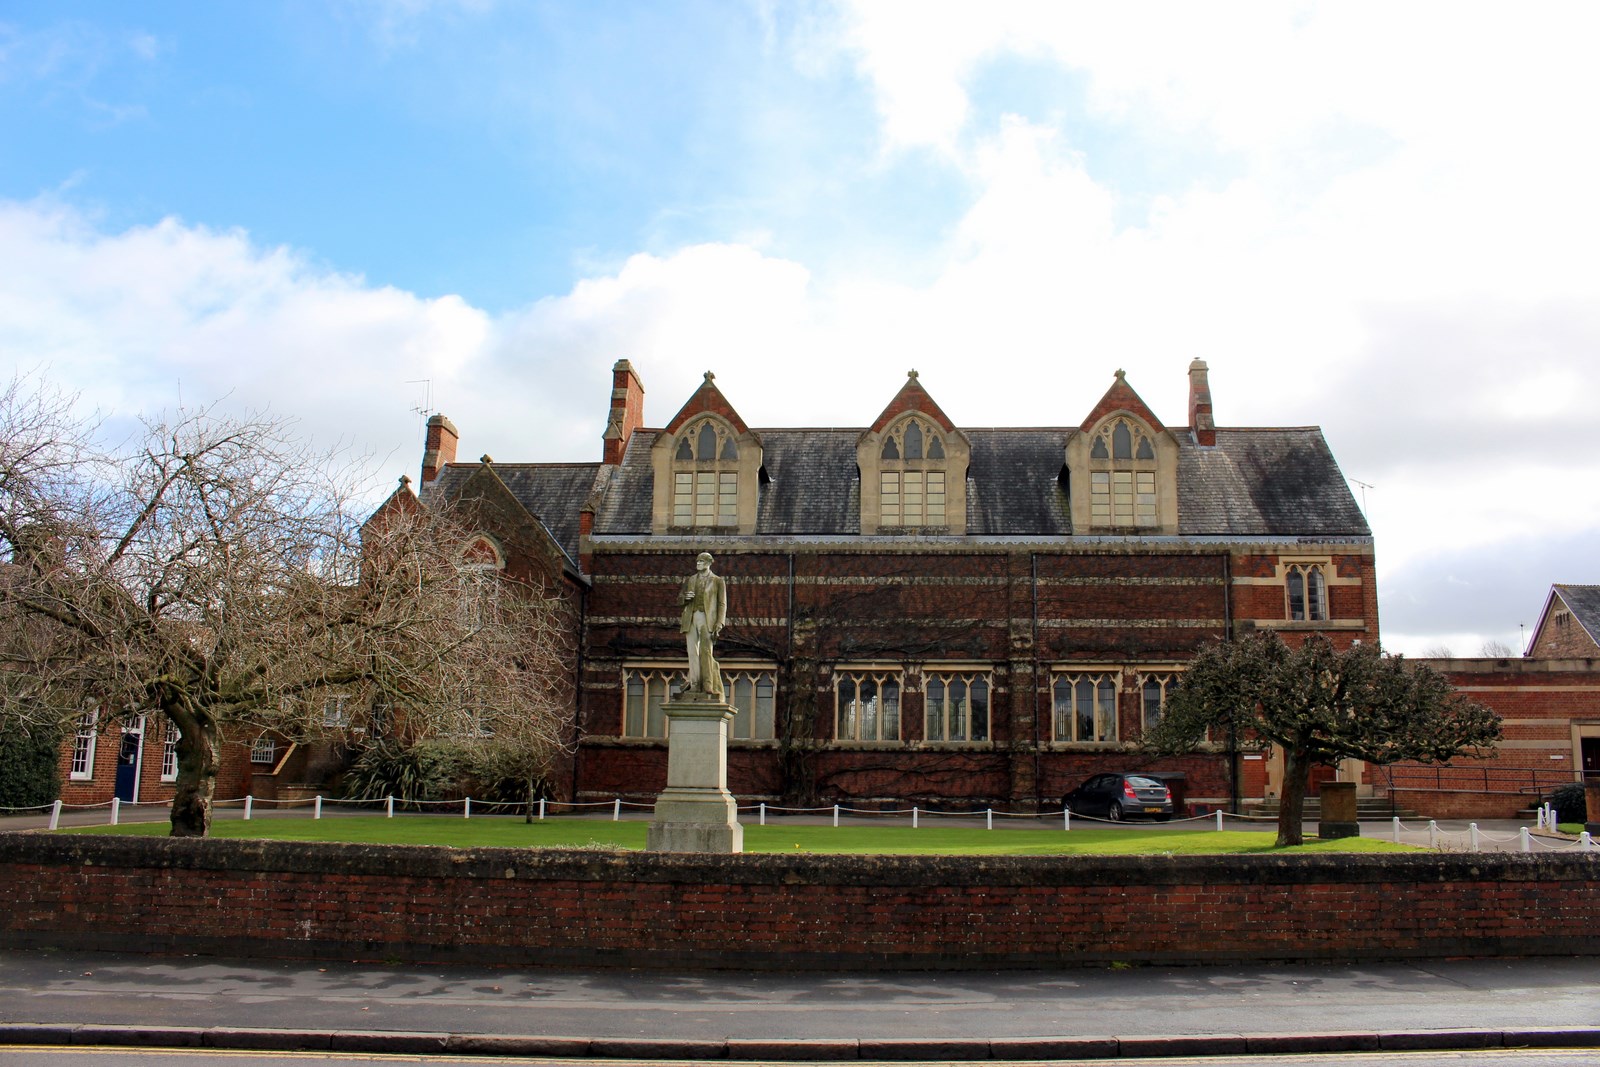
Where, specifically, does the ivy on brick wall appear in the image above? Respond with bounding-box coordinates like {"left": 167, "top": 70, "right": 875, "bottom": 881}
{"left": 0, "top": 725, "right": 62, "bottom": 809}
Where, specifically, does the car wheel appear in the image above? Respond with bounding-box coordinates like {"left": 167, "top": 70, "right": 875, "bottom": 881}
{"left": 1107, "top": 801, "right": 1123, "bottom": 822}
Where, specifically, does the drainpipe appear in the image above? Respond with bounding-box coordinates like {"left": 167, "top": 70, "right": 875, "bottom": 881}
{"left": 570, "top": 579, "right": 587, "bottom": 805}
{"left": 1032, "top": 552, "right": 1041, "bottom": 810}
{"left": 1224, "top": 552, "right": 1239, "bottom": 814}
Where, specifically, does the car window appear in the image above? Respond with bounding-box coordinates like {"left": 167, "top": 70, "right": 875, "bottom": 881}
{"left": 1126, "top": 775, "right": 1162, "bottom": 788}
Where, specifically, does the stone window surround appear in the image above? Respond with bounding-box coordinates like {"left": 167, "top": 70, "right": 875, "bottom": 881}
{"left": 922, "top": 667, "right": 993, "bottom": 745}
{"left": 1065, "top": 412, "right": 1179, "bottom": 535}
{"left": 1050, "top": 666, "right": 1122, "bottom": 744}
{"left": 619, "top": 660, "right": 778, "bottom": 741}
{"left": 834, "top": 665, "right": 904, "bottom": 743}
{"left": 857, "top": 414, "right": 969, "bottom": 536}
{"left": 650, "top": 414, "right": 763, "bottom": 535}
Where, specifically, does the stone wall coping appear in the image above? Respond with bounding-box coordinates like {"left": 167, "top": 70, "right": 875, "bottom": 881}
{"left": 5, "top": 831, "right": 1596, "bottom": 888}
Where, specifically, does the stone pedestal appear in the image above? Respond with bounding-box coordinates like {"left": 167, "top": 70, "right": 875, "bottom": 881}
{"left": 647, "top": 696, "right": 744, "bottom": 854}
{"left": 1318, "top": 782, "right": 1359, "bottom": 840}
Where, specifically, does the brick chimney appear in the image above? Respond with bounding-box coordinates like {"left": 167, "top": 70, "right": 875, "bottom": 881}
{"left": 1188, "top": 359, "right": 1216, "bottom": 447}
{"left": 602, "top": 359, "right": 646, "bottom": 465}
{"left": 420, "top": 414, "right": 459, "bottom": 484}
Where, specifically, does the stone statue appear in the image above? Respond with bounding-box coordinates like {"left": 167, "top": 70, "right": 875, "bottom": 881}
{"left": 680, "top": 551, "right": 727, "bottom": 699}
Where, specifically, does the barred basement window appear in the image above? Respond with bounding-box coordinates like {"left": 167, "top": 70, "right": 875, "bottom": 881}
{"left": 623, "top": 666, "right": 776, "bottom": 740}
{"left": 1052, "top": 672, "right": 1119, "bottom": 742}
{"left": 161, "top": 720, "right": 181, "bottom": 781}
{"left": 836, "top": 670, "right": 901, "bottom": 742}
{"left": 671, "top": 418, "right": 740, "bottom": 528}
{"left": 251, "top": 736, "right": 277, "bottom": 765}
{"left": 924, "top": 670, "right": 990, "bottom": 743}
{"left": 1286, "top": 563, "right": 1329, "bottom": 621}
{"left": 69, "top": 709, "right": 98, "bottom": 780}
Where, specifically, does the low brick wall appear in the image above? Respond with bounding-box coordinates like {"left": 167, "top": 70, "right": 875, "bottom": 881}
{"left": 3, "top": 833, "right": 1598, "bottom": 970}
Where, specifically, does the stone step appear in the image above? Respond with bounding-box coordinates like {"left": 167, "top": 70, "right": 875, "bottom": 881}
{"left": 1247, "top": 799, "right": 1420, "bottom": 820}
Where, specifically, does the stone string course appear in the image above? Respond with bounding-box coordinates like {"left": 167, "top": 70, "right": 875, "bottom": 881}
{"left": 3, "top": 834, "right": 1598, "bottom": 969}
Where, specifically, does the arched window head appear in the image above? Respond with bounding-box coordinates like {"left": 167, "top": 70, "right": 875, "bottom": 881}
{"left": 1286, "top": 563, "right": 1329, "bottom": 621}
{"left": 877, "top": 417, "right": 948, "bottom": 527}
{"left": 697, "top": 423, "right": 718, "bottom": 460}
{"left": 1088, "top": 417, "right": 1159, "bottom": 528}
{"left": 672, "top": 418, "right": 741, "bottom": 528}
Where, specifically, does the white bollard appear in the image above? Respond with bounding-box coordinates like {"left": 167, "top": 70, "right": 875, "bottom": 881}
{"left": 110, "top": 798, "right": 120, "bottom": 825}
{"left": 1429, "top": 820, "right": 1438, "bottom": 849}
{"left": 912, "top": 807, "right": 919, "bottom": 829}
{"left": 1582, "top": 832, "right": 1593, "bottom": 851}
{"left": 314, "top": 795, "right": 322, "bottom": 820}
{"left": 1392, "top": 816, "right": 1401, "bottom": 844}
{"left": 1216, "top": 809, "right": 1224, "bottom": 831}
{"left": 385, "top": 795, "right": 394, "bottom": 818}
{"left": 986, "top": 808, "right": 993, "bottom": 830}
{"left": 833, "top": 804, "right": 840, "bottom": 827}
{"left": 1521, "top": 827, "right": 1531, "bottom": 852}
{"left": 244, "top": 795, "right": 253, "bottom": 821}
{"left": 49, "top": 799, "right": 62, "bottom": 831}
{"left": 1064, "top": 808, "right": 1070, "bottom": 832}
{"left": 613, "top": 798, "right": 621, "bottom": 821}
{"left": 538, "top": 798, "right": 546, "bottom": 821}
{"left": 464, "top": 797, "right": 471, "bottom": 819}
{"left": 760, "top": 802, "right": 766, "bottom": 826}
{"left": 1470, "top": 822, "right": 1480, "bottom": 852}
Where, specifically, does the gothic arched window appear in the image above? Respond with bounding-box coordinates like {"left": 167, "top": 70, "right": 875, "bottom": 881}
{"left": 671, "top": 417, "right": 740, "bottom": 527}
{"left": 1088, "top": 417, "right": 1158, "bottom": 528}
{"left": 878, "top": 417, "right": 947, "bottom": 527}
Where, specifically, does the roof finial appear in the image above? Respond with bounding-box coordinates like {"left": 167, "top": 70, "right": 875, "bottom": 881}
{"left": 1114, "top": 368, "right": 1126, "bottom": 381}
{"left": 703, "top": 370, "right": 716, "bottom": 383}
{"left": 908, "top": 368, "right": 919, "bottom": 379}
{"left": 398, "top": 474, "right": 411, "bottom": 487}
{"left": 480, "top": 454, "right": 494, "bottom": 465}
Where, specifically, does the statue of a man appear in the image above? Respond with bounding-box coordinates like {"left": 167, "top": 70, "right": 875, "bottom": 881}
{"left": 680, "top": 552, "right": 727, "bottom": 698}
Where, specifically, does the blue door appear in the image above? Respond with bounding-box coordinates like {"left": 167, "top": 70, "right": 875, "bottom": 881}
{"left": 114, "top": 726, "right": 142, "bottom": 802}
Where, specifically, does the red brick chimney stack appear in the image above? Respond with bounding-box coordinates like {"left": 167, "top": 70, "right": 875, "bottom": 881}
{"left": 1188, "top": 359, "right": 1216, "bottom": 447}
{"left": 420, "top": 414, "right": 459, "bottom": 484}
{"left": 602, "top": 359, "right": 646, "bottom": 465}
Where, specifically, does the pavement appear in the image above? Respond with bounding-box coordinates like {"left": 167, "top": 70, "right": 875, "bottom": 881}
{"left": 3, "top": 949, "right": 1600, "bottom": 1060}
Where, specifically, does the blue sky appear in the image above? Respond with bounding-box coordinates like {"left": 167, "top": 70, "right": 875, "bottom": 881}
{"left": 4, "top": 0, "right": 1599, "bottom": 654}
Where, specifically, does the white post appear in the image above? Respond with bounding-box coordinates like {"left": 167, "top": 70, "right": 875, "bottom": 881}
{"left": 912, "top": 807, "right": 919, "bottom": 829}
{"left": 1216, "top": 809, "right": 1224, "bottom": 831}
{"left": 613, "top": 798, "right": 621, "bottom": 821}
{"left": 1521, "top": 827, "right": 1531, "bottom": 853}
{"left": 1428, "top": 819, "right": 1438, "bottom": 849}
{"left": 49, "top": 799, "right": 62, "bottom": 830}
{"left": 1470, "top": 822, "right": 1480, "bottom": 852}
{"left": 760, "top": 802, "right": 766, "bottom": 826}
{"left": 832, "top": 804, "right": 839, "bottom": 827}
{"left": 1536, "top": 808, "right": 1546, "bottom": 830}
{"left": 986, "top": 808, "right": 993, "bottom": 830}
{"left": 110, "top": 798, "right": 120, "bottom": 825}
{"left": 1064, "top": 808, "right": 1070, "bottom": 831}
{"left": 538, "top": 798, "right": 546, "bottom": 821}
{"left": 1582, "top": 832, "right": 1593, "bottom": 851}
{"left": 314, "top": 795, "right": 322, "bottom": 820}
{"left": 1392, "top": 816, "right": 1401, "bottom": 844}
{"left": 464, "top": 797, "right": 471, "bottom": 819}
{"left": 385, "top": 795, "right": 394, "bottom": 818}
{"left": 244, "top": 795, "right": 253, "bottom": 821}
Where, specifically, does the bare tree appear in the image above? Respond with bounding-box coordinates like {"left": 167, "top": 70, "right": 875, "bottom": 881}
{"left": 1479, "top": 638, "right": 1516, "bottom": 657}
{"left": 0, "top": 375, "right": 570, "bottom": 836}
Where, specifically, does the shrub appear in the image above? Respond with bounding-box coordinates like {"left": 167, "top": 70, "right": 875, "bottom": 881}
{"left": 1550, "top": 782, "right": 1589, "bottom": 825}
{"left": 0, "top": 725, "right": 63, "bottom": 810}
{"left": 339, "top": 739, "right": 468, "bottom": 806}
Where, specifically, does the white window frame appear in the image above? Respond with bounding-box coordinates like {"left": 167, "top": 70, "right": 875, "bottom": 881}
{"left": 835, "top": 668, "right": 902, "bottom": 743}
{"left": 250, "top": 736, "right": 276, "bottom": 765}
{"left": 161, "top": 719, "right": 181, "bottom": 781}
{"left": 1051, "top": 670, "right": 1120, "bottom": 743}
{"left": 322, "top": 693, "right": 350, "bottom": 728}
{"left": 923, "top": 669, "right": 991, "bottom": 744}
{"left": 69, "top": 709, "right": 98, "bottom": 780}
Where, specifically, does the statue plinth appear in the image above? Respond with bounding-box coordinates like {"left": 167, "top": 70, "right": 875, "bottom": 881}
{"left": 646, "top": 695, "right": 744, "bottom": 854}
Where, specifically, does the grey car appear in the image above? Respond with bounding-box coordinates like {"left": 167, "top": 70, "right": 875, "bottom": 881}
{"left": 1063, "top": 772, "right": 1174, "bottom": 821}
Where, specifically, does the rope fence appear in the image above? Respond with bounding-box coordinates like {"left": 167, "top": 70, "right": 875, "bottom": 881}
{"left": 11, "top": 795, "right": 1597, "bottom": 851}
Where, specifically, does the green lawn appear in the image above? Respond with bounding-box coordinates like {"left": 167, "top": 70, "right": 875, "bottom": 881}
{"left": 65, "top": 815, "right": 1417, "bottom": 855}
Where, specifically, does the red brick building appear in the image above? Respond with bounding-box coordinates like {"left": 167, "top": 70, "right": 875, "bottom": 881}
{"left": 409, "top": 360, "right": 1378, "bottom": 813}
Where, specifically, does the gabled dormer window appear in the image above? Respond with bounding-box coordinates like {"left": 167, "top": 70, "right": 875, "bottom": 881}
{"left": 671, "top": 417, "right": 740, "bottom": 528}
{"left": 1087, "top": 417, "right": 1159, "bottom": 528}
{"left": 878, "top": 417, "right": 947, "bottom": 527}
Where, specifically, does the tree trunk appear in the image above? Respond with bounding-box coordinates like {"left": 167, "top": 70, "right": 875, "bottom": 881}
{"left": 169, "top": 710, "right": 219, "bottom": 838}
{"left": 1276, "top": 742, "right": 1311, "bottom": 847}
{"left": 524, "top": 776, "right": 535, "bottom": 824}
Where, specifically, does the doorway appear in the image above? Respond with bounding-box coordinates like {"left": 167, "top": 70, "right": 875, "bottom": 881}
{"left": 115, "top": 718, "right": 145, "bottom": 803}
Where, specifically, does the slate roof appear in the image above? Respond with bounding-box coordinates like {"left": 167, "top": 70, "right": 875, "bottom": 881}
{"left": 584, "top": 424, "right": 1370, "bottom": 541}
{"left": 423, "top": 462, "right": 600, "bottom": 563}
{"left": 1554, "top": 585, "right": 1600, "bottom": 646}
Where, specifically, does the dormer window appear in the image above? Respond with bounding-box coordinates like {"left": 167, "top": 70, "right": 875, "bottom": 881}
{"left": 671, "top": 417, "right": 740, "bottom": 528}
{"left": 878, "top": 417, "right": 947, "bottom": 527}
{"left": 1087, "top": 417, "right": 1158, "bottom": 528}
